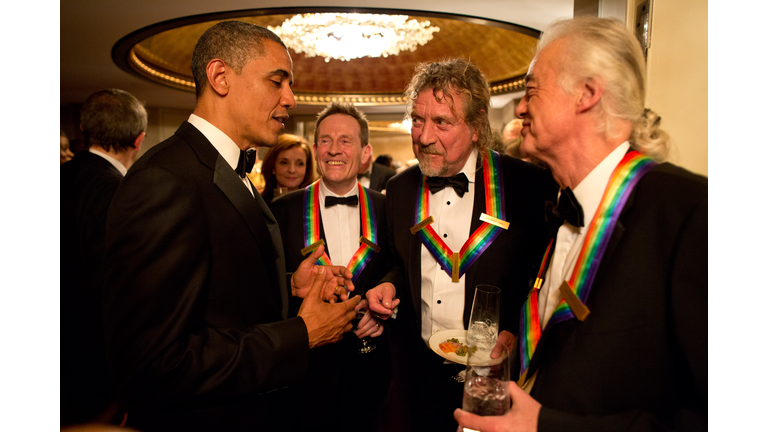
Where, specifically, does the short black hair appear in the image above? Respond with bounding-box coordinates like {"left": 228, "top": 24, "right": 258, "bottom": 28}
{"left": 191, "top": 21, "right": 286, "bottom": 98}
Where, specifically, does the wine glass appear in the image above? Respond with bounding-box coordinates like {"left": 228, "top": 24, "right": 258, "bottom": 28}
{"left": 274, "top": 186, "right": 289, "bottom": 198}
{"left": 351, "top": 306, "right": 376, "bottom": 354}
{"left": 466, "top": 285, "right": 501, "bottom": 353}
{"left": 461, "top": 344, "right": 511, "bottom": 431}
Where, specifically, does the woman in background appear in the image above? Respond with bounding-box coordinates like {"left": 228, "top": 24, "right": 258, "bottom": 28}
{"left": 260, "top": 134, "right": 315, "bottom": 204}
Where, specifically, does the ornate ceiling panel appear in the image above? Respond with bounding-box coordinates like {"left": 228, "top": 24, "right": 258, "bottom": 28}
{"left": 114, "top": 8, "right": 539, "bottom": 106}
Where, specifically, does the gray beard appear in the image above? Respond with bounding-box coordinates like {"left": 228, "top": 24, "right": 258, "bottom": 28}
{"left": 417, "top": 154, "right": 448, "bottom": 177}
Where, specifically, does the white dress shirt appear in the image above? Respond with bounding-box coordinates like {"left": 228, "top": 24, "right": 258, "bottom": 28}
{"left": 420, "top": 149, "right": 478, "bottom": 345}
{"left": 318, "top": 180, "right": 361, "bottom": 267}
{"left": 187, "top": 114, "right": 254, "bottom": 196}
{"left": 89, "top": 148, "right": 127, "bottom": 176}
{"left": 538, "top": 142, "right": 631, "bottom": 329}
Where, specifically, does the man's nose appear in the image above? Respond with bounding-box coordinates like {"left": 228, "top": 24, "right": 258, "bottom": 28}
{"left": 515, "top": 96, "right": 528, "bottom": 118}
{"left": 282, "top": 87, "right": 296, "bottom": 109}
{"left": 418, "top": 121, "right": 437, "bottom": 145}
{"left": 326, "top": 140, "right": 342, "bottom": 154}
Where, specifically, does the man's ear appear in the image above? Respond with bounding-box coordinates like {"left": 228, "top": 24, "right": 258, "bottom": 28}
{"left": 133, "top": 131, "right": 146, "bottom": 151}
{"left": 206, "top": 59, "right": 229, "bottom": 97}
{"left": 471, "top": 109, "right": 486, "bottom": 143}
{"left": 361, "top": 144, "right": 372, "bottom": 165}
{"left": 576, "top": 77, "right": 604, "bottom": 113}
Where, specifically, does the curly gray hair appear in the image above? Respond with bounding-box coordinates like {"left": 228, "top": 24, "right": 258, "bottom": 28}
{"left": 404, "top": 58, "right": 492, "bottom": 153}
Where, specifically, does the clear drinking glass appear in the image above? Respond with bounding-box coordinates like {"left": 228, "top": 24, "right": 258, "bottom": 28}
{"left": 274, "top": 187, "right": 289, "bottom": 198}
{"left": 466, "top": 284, "right": 501, "bottom": 353}
{"left": 352, "top": 308, "right": 376, "bottom": 354}
{"left": 461, "top": 344, "right": 511, "bottom": 431}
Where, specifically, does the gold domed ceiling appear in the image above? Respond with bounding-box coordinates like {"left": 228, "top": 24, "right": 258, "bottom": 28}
{"left": 113, "top": 8, "right": 540, "bottom": 107}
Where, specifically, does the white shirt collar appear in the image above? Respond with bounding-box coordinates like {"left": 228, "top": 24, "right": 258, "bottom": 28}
{"left": 89, "top": 148, "right": 127, "bottom": 176}
{"left": 458, "top": 148, "right": 478, "bottom": 183}
{"left": 188, "top": 113, "right": 241, "bottom": 170}
{"left": 570, "top": 141, "right": 631, "bottom": 233}
{"left": 319, "top": 178, "right": 359, "bottom": 198}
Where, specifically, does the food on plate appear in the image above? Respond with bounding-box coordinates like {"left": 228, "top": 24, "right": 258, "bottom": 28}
{"left": 439, "top": 337, "right": 477, "bottom": 357}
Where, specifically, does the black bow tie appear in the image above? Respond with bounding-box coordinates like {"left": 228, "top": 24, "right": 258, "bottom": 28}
{"left": 425, "top": 173, "right": 469, "bottom": 197}
{"left": 544, "top": 187, "right": 584, "bottom": 237}
{"left": 357, "top": 171, "right": 370, "bottom": 179}
{"left": 325, "top": 195, "right": 359, "bottom": 207}
{"left": 235, "top": 149, "right": 257, "bottom": 178}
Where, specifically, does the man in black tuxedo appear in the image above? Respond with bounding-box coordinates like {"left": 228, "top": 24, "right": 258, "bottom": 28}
{"left": 357, "top": 152, "right": 396, "bottom": 193}
{"left": 60, "top": 88, "right": 146, "bottom": 427}
{"left": 366, "top": 59, "right": 556, "bottom": 431}
{"left": 102, "top": 21, "right": 360, "bottom": 432}
{"left": 271, "top": 102, "right": 390, "bottom": 431}
{"left": 454, "top": 17, "right": 707, "bottom": 431}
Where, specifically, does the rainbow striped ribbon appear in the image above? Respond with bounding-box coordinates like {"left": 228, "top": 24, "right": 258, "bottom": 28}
{"left": 518, "top": 151, "right": 656, "bottom": 378}
{"left": 413, "top": 148, "right": 506, "bottom": 282}
{"left": 303, "top": 181, "right": 378, "bottom": 281}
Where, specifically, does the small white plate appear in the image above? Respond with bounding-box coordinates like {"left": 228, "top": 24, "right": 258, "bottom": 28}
{"left": 428, "top": 329, "right": 470, "bottom": 364}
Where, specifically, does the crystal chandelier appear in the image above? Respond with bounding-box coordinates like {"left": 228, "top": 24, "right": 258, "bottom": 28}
{"left": 268, "top": 13, "right": 440, "bottom": 62}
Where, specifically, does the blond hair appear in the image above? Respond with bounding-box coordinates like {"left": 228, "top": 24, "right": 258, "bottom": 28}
{"left": 538, "top": 17, "right": 669, "bottom": 161}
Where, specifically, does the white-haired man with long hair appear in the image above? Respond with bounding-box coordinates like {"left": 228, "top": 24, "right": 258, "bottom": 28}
{"left": 455, "top": 17, "right": 707, "bottom": 431}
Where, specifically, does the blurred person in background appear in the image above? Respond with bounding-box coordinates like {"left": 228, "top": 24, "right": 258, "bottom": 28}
{"left": 488, "top": 129, "right": 507, "bottom": 152}
{"left": 61, "top": 131, "right": 75, "bottom": 164}
{"left": 374, "top": 154, "right": 394, "bottom": 169}
{"left": 60, "top": 88, "right": 146, "bottom": 427}
{"left": 502, "top": 118, "right": 523, "bottom": 142}
{"left": 503, "top": 118, "right": 525, "bottom": 159}
{"left": 358, "top": 151, "right": 396, "bottom": 193}
{"left": 260, "top": 133, "right": 314, "bottom": 203}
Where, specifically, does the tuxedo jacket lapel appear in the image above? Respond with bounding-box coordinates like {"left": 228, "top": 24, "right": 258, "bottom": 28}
{"left": 463, "top": 163, "right": 486, "bottom": 327}
{"left": 369, "top": 166, "right": 383, "bottom": 192}
{"left": 213, "top": 156, "right": 276, "bottom": 265}
{"left": 214, "top": 162, "right": 291, "bottom": 319}
{"left": 405, "top": 179, "right": 423, "bottom": 326}
{"left": 318, "top": 210, "right": 329, "bottom": 261}
{"left": 178, "top": 121, "right": 287, "bottom": 318}
{"left": 178, "top": 121, "right": 271, "bottom": 245}
{"left": 595, "top": 147, "right": 638, "bottom": 274}
{"left": 526, "top": 181, "right": 636, "bottom": 377}
{"left": 598, "top": 188, "right": 635, "bottom": 272}
{"left": 253, "top": 182, "right": 290, "bottom": 319}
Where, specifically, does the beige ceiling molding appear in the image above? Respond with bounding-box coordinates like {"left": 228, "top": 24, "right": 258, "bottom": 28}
{"left": 113, "top": 7, "right": 539, "bottom": 106}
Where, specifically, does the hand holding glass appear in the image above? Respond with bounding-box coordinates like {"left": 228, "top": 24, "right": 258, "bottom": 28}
{"left": 461, "top": 344, "right": 511, "bottom": 430}
{"left": 352, "top": 303, "right": 376, "bottom": 354}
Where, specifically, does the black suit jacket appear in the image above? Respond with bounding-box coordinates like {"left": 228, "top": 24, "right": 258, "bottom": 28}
{"left": 103, "top": 122, "right": 309, "bottom": 432}
{"left": 60, "top": 151, "right": 123, "bottom": 425}
{"left": 381, "top": 154, "right": 556, "bottom": 339}
{"left": 379, "top": 153, "right": 556, "bottom": 430}
{"left": 271, "top": 185, "right": 390, "bottom": 294}
{"left": 270, "top": 185, "right": 391, "bottom": 432}
{"left": 520, "top": 163, "right": 707, "bottom": 431}
{"left": 369, "top": 162, "right": 397, "bottom": 192}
